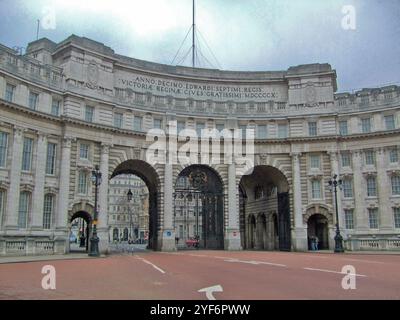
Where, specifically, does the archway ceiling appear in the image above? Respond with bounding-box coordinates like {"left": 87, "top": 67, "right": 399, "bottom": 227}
{"left": 111, "top": 160, "right": 159, "bottom": 192}
{"left": 240, "top": 165, "right": 289, "bottom": 193}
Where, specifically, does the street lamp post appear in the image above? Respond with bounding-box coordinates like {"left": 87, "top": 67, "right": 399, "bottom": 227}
{"left": 89, "top": 165, "right": 102, "bottom": 257}
{"left": 329, "top": 174, "right": 344, "bottom": 253}
{"left": 127, "top": 188, "right": 133, "bottom": 243}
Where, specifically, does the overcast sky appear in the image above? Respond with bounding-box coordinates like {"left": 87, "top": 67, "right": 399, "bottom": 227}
{"left": 0, "top": 0, "right": 399, "bottom": 92}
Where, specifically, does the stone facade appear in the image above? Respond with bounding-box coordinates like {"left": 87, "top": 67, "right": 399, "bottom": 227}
{"left": 0, "top": 35, "right": 400, "bottom": 256}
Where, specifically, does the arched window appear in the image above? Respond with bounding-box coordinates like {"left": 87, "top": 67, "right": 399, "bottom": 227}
{"left": 18, "top": 191, "right": 30, "bottom": 228}
{"left": 123, "top": 228, "right": 129, "bottom": 241}
{"left": 43, "top": 194, "right": 54, "bottom": 229}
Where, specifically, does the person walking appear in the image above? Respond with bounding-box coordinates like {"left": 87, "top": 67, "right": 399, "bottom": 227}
{"left": 310, "top": 236, "right": 317, "bottom": 251}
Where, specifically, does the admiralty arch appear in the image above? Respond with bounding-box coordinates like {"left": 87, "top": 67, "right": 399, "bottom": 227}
{"left": 0, "top": 35, "right": 400, "bottom": 256}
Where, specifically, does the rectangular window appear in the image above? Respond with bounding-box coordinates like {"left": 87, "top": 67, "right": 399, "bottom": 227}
{"left": 343, "top": 179, "right": 353, "bottom": 198}
{"left": 21, "top": 137, "right": 33, "bottom": 171}
{"left": 394, "top": 208, "right": 400, "bottom": 229}
{"left": 0, "top": 190, "right": 5, "bottom": 225}
{"left": 79, "top": 143, "right": 89, "bottom": 160}
{"left": 196, "top": 122, "right": 205, "bottom": 136}
{"left": 18, "top": 192, "right": 29, "bottom": 228}
{"left": 368, "top": 208, "right": 379, "bottom": 229}
{"left": 311, "top": 180, "right": 321, "bottom": 199}
{"left": 365, "top": 150, "right": 375, "bottom": 165}
{"left": 344, "top": 209, "right": 354, "bottom": 229}
{"left": 367, "top": 176, "right": 377, "bottom": 197}
{"left": 0, "top": 131, "right": 8, "bottom": 168}
{"left": 78, "top": 171, "right": 88, "bottom": 195}
{"left": 51, "top": 99, "right": 60, "bottom": 116}
{"left": 341, "top": 153, "right": 351, "bottom": 167}
{"left": 239, "top": 125, "right": 247, "bottom": 139}
{"left": 308, "top": 122, "right": 317, "bottom": 136}
{"left": 133, "top": 116, "right": 143, "bottom": 131}
{"left": 339, "top": 121, "right": 348, "bottom": 135}
{"left": 257, "top": 125, "right": 267, "bottom": 139}
{"left": 392, "top": 175, "right": 400, "bottom": 195}
{"left": 277, "top": 124, "right": 288, "bottom": 138}
{"left": 43, "top": 194, "right": 54, "bottom": 229}
{"left": 114, "top": 113, "right": 123, "bottom": 128}
{"left": 389, "top": 149, "right": 399, "bottom": 163}
{"left": 5, "top": 83, "right": 15, "bottom": 102}
{"left": 85, "top": 106, "right": 94, "bottom": 122}
{"left": 45, "top": 143, "right": 56, "bottom": 175}
{"left": 177, "top": 121, "right": 186, "bottom": 134}
{"left": 178, "top": 225, "right": 184, "bottom": 238}
{"left": 361, "top": 118, "right": 371, "bottom": 133}
{"left": 216, "top": 123, "right": 224, "bottom": 132}
{"left": 28, "top": 92, "right": 38, "bottom": 110}
{"left": 153, "top": 119, "right": 162, "bottom": 129}
{"left": 310, "top": 155, "right": 320, "bottom": 169}
{"left": 385, "top": 115, "right": 395, "bottom": 130}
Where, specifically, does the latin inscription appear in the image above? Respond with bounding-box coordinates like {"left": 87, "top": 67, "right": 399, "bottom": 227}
{"left": 118, "top": 75, "right": 279, "bottom": 101}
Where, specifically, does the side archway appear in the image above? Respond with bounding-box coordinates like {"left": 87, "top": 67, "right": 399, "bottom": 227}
{"left": 69, "top": 210, "right": 92, "bottom": 253}
{"left": 111, "top": 159, "right": 161, "bottom": 250}
{"left": 239, "top": 165, "right": 291, "bottom": 251}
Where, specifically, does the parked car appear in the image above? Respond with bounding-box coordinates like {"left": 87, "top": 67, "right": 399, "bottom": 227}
{"left": 185, "top": 237, "right": 199, "bottom": 248}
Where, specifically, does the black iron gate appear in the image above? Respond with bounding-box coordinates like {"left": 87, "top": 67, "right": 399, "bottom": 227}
{"left": 174, "top": 167, "right": 224, "bottom": 249}
{"left": 277, "top": 192, "right": 291, "bottom": 251}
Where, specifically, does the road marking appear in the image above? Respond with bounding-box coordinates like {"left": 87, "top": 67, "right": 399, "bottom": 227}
{"left": 224, "top": 258, "right": 287, "bottom": 267}
{"left": 198, "top": 285, "right": 223, "bottom": 300}
{"left": 134, "top": 256, "right": 166, "bottom": 274}
{"left": 340, "top": 258, "right": 385, "bottom": 265}
{"left": 303, "top": 267, "right": 367, "bottom": 277}
{"left": 159, "top": 252, "right": 183, "bottom": 255}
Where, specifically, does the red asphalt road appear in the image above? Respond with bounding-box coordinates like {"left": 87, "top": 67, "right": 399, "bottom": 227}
{"left": 0, "top": 251, "right": 400, "bottom": 300}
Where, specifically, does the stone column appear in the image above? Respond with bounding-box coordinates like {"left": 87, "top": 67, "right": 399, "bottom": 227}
{"left": 56, "top": 137, "right": 72, "bottom": 230}
{"left": 225, "top": 161, "right": 242, "bottom": 250}
{"left": 352, "top": 151, "right": 368, "bottom": 231}
{"left": 5, "top": 127, "right": 24, "bottom": 229}
{"left": 291, "top": 152, "right": 307, "bottom": 250}
{"left": 98, "top": 143, "right": 111, "bottom": 254}
{"left": 31, "top": 133, "right": 47, "bottom": 229}
{"left": 161, "top": 162, "right": 176, "bottom": 251}
{"left": 376, "top": 148, "right": 392, "bottom": 230}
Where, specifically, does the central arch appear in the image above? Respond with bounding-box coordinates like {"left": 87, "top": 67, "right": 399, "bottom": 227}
{"left": 111, "top": 159, "right": 160, "bottom": 250}
{"left": 239, "top": 165, "right": 291, "bottom": 251}
{"left": 174, "top": 165, "right": 224, "bottom": 249}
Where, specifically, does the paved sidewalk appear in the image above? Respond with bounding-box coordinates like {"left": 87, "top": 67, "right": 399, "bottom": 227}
{"left": 307, "top": 249, "right": 400, "bottom": 255}
{"left": 0, "top": 253, "right": 107, "bottom": 264}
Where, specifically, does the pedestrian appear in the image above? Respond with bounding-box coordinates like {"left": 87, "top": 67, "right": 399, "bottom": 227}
{"left": 311, "top": 236, "right": 316, "bottom": 251}
{"left": 315, "top": 236, "right": 319, "bottom": 251}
